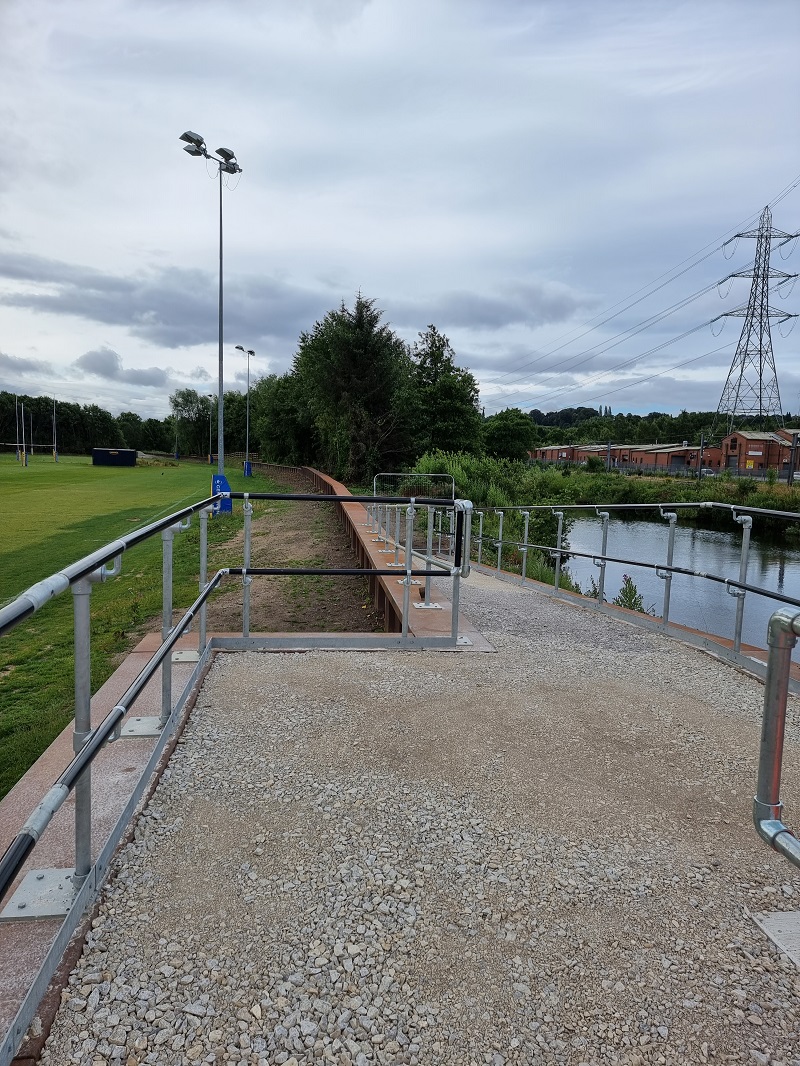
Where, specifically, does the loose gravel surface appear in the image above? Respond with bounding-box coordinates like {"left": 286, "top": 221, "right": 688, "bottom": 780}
{"left": 40, "top": 571, "right": 800, "bottom": 1065}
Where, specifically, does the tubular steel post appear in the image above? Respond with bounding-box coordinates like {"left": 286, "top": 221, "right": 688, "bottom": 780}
{"left": 460, "top": 502, "right": 473, "bottom": 579}
{"left": 425, "top": 506, "right": 434, "bottom": 604}
{"left": 449, "top": 510, "right": 455, "bottom": 559}
{"left": 437, "top": 510, "right": 443, "bottom": 554}
{"left": 753, "top": 610, "right": 800, "bottom": 869}
{"left": 595, "top": 511, "right": 609, "bottom": 604}
{"left": 553, "top": 511, "right": 564, "bottom": 590}
{"left": 199, "top": 506, "right": 210, "bottom": 652}
{"left": 394, "top": 505, "right": 401, "bottom": 565}
{"left": 401, "top": 502, "right": 415, "bottom": 642}
{"left": 520, "top": 511, "right": 530, "bottom": 584}
{"left": 496, "top": 510, "right": 504, "bottom": 574}
{"left": 160, "top": 528, "right": 174, "bottom": 728}
{"left": 71, "top": 578, "right": 94, "bottom": 887}
{"left": 660, "top": 511, "right": 677, "bottom": 627}
{"left": 477, "top": 512, "right": 484, "bottom": 565}
{"left": 243, "top": 495, "right": 253, "bottom": 639}
{"left": 451, "top": 564, "right": 461, "bottom": 644}
{"left": 733, "top": 514, "right": 753, "bottom": 654}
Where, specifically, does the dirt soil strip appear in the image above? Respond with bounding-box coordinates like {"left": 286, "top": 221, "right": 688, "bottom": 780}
{"left": 204, "top": 470, "right": 383, "bottom": 635}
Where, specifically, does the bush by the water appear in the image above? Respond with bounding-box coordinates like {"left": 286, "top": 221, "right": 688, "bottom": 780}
{"left": 408, "top": 451, "right": 800, "bottom": 589}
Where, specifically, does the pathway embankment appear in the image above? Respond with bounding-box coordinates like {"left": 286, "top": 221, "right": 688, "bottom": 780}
{"left": 37, "top": 571, "right": 800, "bottom": 1065}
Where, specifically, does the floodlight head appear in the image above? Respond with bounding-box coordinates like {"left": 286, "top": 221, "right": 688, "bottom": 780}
{"left": 216, "top": 147, "right": 235, "bottom": 162}
{"left": 183, "top": 144, "right": 204, "bottom": 157}
{"left": 235, "top": 345, "right": 244, "bottom": 352}
{"left": 180, "top": 131, "right": 205, "bottom": 147}
{"left": 247, "top": 350, "right": 255, "bottom": 357}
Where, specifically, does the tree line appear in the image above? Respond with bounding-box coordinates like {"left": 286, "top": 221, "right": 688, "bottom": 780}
{"left": 5, "top": 293, "right": 793, "bottom": 472}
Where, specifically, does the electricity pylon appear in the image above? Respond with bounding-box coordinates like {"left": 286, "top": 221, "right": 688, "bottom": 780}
{"left": 715, "top": 206, "right": 798, "bottom": 434}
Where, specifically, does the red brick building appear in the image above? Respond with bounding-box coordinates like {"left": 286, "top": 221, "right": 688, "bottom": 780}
{"left": 531, "top": 442, "right": 723, "bottom": 471}
{"left": 720, "top": 430, "right": 800, "bottom": 476}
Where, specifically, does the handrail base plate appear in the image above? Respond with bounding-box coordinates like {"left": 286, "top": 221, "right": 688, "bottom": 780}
{"left": 0, "top": 868, "right": 76, "bottom": 922}
{"left": 752, "top": 911, "right": 800, "bottom": 970}
{"left": 120, "top": 716, "right": 162, "bottom": 738}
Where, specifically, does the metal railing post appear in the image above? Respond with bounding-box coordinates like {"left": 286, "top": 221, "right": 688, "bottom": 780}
{"left": 243, "top": 495, "right": 253, "bottom": 638}
{"left": 496, "top": 510, "right": 504, "bottom": 574}
{"left": 199, "top": 506, "right": 210, "bottom": 652}
{"left": 753, "top": 609, "right": 800, "bottom": 869}
{"left": 553, "top": 511, "right": 564, "bottom": 590}
{"left": 401, "top": 502, "right": 415, "bottom": 643}
{"left": 451, "top": 567, "right": 461, "bottom": 644}
{"left": 477, "top": 512, "right": 484, "bottom": 565}
{"left": 520, "top": 511, "right": 530, "bottom": 584}
{"left": 394, "top": 505, "right": 401, "bottom": 565}
{"left": 160, "top": 528, "right": 175, "bottom": 728}
{"left": 425, "top": 506, "right": 434, "bottom": 604}
{"left": 733, "top": 514, "right": 753, "bottom": 654}
{"left": 595, "top": 511, "right": 609, "bottom": 604}
{"left": 71, "top": 578, "right": 94, "bottom": 887}
{"left": 659, "top": 511, "right": 677, "bottom": 627}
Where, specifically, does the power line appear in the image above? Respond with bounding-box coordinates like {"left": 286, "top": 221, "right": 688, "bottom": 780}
{"left": 482, "top": 174, "right": 800, "bottom": 409}
{"left": 485, "top": 277, "right": 792, "bottom": 414}
{"left": 486, "top": 275, "right": 727, "bottom": 408}
{"left": 573, "top": 343, "right": 733, "bottom": 408}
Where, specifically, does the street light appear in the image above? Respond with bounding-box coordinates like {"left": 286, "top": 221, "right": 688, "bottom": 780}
{"left": 206, "top": 394, "right": 214, "bottom": 465}
{"left": 180, "top": 130, "right": 242, "bottom": 478}
{"left": 235, "top": 344, "right": 255, "bottom": 476}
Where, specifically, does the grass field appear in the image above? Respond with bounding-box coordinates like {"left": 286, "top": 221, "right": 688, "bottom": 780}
{"left": 0, "top": 454, "right": 280, "bottom": 798}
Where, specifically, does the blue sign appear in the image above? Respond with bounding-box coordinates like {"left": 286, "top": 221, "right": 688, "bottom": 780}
{"left": 211, "top": 473, "right": 233, "bottom": 514}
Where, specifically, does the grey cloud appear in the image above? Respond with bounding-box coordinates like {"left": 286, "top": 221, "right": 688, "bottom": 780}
{"left": 73, "top": 347, "right": 169, "bottom": 387}
{"left": 74, "top": 348, "right": 123, "bottom": 378}
{"left": 0, "top": 350, "right": 52, "bottom": 376}
{"left": 0, "top": 251, "right": 330, "bottom": 351}
{"left": 2, "top": 248, "right": 523, "bottom": 367}
{"left": 394, "top": 281, "right": 591, "bottom": 332}
{"left": 190, "top": 367, "right": 212, "bottom": 382}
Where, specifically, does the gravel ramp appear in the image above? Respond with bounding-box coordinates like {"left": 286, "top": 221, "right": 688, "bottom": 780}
{"left": 39, "top": 571, "right": 800, "bottom": 1065}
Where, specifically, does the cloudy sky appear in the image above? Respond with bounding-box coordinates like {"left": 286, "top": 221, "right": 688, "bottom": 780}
{"left": 1, "top": 0, "right": 799, "bottom": 423}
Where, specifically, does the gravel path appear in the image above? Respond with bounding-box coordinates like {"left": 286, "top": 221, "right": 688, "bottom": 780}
{"left": 40, "top": 571, "right": 800, "bottom": 1065}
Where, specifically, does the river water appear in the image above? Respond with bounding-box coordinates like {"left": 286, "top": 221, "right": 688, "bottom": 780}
{"left": 563, "top": 516, "right": 800, "bottom": 653}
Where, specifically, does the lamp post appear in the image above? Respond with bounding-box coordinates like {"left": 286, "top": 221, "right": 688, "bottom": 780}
{"left": 235, "top": 344, "right": 255, "bottom": 475}
{"left": 180, "top": 130, "right": 242, "bottom": 477}
{"left": 206, "top": 394, "right": 214, "bottom": 465}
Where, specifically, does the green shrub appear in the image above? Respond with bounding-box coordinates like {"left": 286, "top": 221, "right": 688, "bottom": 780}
{"left": 611, "top": 573, "right": 654, "bottom": 614}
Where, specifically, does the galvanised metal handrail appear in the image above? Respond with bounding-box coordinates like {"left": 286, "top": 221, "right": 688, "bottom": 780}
{"left": 468, "top": 500, "right": 800, "bottom": 655}
{"left": 754, "top": 609, "right": 800, "bottom": 870}
{"left": 0, "top": 489, "right": 472, "bottom": 1066}
{"left": 0, "top": 493, "right": 223, "bottom": 639}
{"left": 467, "top": 499, "right": 800, "bottom": 873}
{"left": 0, "top": 491, "right": 470, "bottom": 903}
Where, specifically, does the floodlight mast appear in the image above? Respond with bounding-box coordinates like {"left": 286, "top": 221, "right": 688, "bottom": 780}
{"left": 235, "top": 344, "right": 255, "bottom": 474}
{"left": 179, "top": 130, "right": 242, "bottom": 477}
